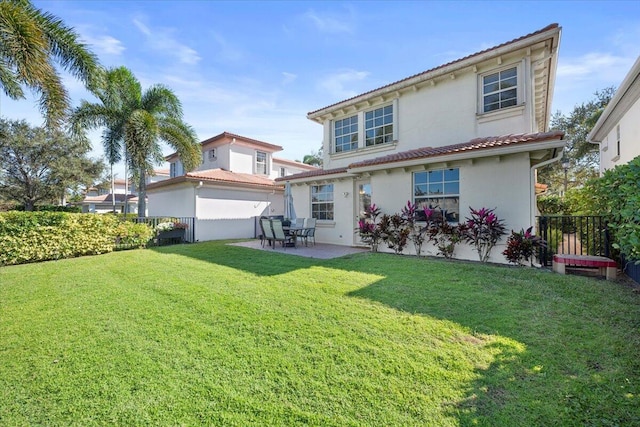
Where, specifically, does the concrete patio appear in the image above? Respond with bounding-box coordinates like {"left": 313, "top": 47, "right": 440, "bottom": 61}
{"left": 229, "top": 239, "right": 369, "bottom": 259}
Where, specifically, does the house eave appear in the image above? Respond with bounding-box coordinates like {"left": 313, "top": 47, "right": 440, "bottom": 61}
{"left": 347, "top": 139, "right": 566, "bottom": 174}
{"left": 588, "top": 56, "right": 640, "bottom": 143}
{"left": 147, "top": 175, "right": 283, "bottom": 192}
{"left": 307, "top": 25, "right": 561, "bottom": 124}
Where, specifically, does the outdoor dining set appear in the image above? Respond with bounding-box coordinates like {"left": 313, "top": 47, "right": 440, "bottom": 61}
{"left": 259, "top": 217, "right": 316, "bottom": 249}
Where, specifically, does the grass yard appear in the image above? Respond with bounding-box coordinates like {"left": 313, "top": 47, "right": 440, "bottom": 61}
{"left": 1, "top": 241, "right": 639, "bottom": 426}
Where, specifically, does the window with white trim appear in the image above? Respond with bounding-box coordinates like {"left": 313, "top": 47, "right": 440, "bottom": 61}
{"left": 616, "top": 124, "right": 621, "bottom": 157}
{"left": 311, "top": 184, "right": 334, "bottom": 220}
{"left": 280, "top": 167, "right": 286, "bottom": 177}
{"left": 256, "top": 151, "right": 267, "bottom": 175}
{"left": 208, "top": 148, "right": 217, "bottom": 160}
{"left": 413, "top": 168, "right": 460, "bottom": 222}
{"left": 482, "top": 66, "right": 518, "bottom": 113}
{"left": 170, "top": 162, "right": 176, "bottom": 178}
{"left": 365, "top": 105, "right": 393, "bottom": 146}
{"left": 334, "top": 115, "right": 358, "bottom": 153}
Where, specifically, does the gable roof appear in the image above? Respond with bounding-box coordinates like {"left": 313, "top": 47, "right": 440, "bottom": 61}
{"left": 279, "top": 131, "right": 564, "bottom": 182}
{"left": 272, "top": 157, "right": 320, "bottom": 171}
{"left": 147, "top": 168, "right": 282, "bottom": 191}
{"left": 588, "top": 55, "right": 640, "bottom": 143}
{"left": 308, "top": 24, "right": 561, "bottom": 131}
{"left": 166, "top": 131, "right": 284, "bottom": 161}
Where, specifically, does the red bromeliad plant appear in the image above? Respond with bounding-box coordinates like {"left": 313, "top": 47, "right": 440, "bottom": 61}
{"left": 503, "top": 226, "right": 547, "bottom": 265}
{"left": 464, "top": 207, "right": 507, "bottom": 262}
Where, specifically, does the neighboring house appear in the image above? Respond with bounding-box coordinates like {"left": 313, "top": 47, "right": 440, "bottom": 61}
{"left": 147, "top": 132, "right": 317, "bottom": 240}
{"left": 588, "top": 56, "right": 640, "bottom": 175}
{"left": 81, "top": 170, "right": 170, "bottom": 214}
{"left": 278, "top": 24, "right": 565, "bottom": 263}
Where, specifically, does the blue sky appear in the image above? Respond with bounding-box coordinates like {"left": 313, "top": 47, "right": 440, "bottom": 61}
{"left": 2, "top": 1, "right": 639, "bottom": 178}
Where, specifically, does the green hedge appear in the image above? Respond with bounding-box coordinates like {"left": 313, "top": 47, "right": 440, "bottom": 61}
{"left": 0, "top": 212, "right": 153, "bottom": 266}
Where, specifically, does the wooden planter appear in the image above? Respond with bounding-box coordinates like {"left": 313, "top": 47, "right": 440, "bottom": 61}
{"left": 157, "top": 228, "right": 186, "bottom": 245}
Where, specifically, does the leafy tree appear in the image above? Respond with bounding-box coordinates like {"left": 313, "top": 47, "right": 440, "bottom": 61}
{"left": 0, "top": 119, "right": 103, "bottom": 210}
{"left": 302, "top": 146, "right": 323, "bottom": 166}
{"left": 71, "top": 66, "right": 201, "bottom": 217}
{"left": 0, "top": 0, "right": 99, "bottom": 127}
{"left": 539, "top": 87, "right": 615, "bottom": 194}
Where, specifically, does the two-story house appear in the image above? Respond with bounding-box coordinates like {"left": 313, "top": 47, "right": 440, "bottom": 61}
{"left": 588, "top": 56, "right": 640, "bottom": 175}
{"left": 278, "top": 24, "right": 565, "bottom": 262}
{"left": 146, "top": 131, "right": 317, "bottom": 240}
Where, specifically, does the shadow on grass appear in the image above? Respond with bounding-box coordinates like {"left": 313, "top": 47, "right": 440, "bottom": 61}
{"left": 148, "top": 240, "right": 324, "bottom": 277}
{"left": 343, "top": 255, "right": 640, "bottom": 425}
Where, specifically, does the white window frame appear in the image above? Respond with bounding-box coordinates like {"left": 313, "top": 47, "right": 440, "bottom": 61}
{"left": 311, "top": 184, "right": 334, "bottom": 220}
{"left": 365, "top": 104, "right": 394, "bottom": 147}
{"left": 412, "top": 168, "right": 460, "bottom": 223}
{"left": 330, "top": 100, "right": 398, "bottom": 155}
{"left": 616, "top": 124, "right": 621, "bottom": 157}
{"left": 208, "top": 148, "right": 217, "bottom": 160}
{"left": 256, "top": 151, "right": 268, "bottom": 175}
{"left": 170, "top": 162, "right": 176, "bottom": 178}
{"left": 279, "top": 167, "right": 286, "bottom": 177}
{"left": 479, "top": 64, "right": 521, "bottom": 114}
{"left": 333, "top": 114, "right": 359, "bottom": 153}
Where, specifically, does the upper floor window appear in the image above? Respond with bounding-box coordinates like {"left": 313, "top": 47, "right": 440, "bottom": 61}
{"left": 365, "top": 105, "right": 393, "bottom": 146}
{"left": 170, "top": 162, "right": 176, "bottom": 178}
{"left": 413, "top": 168, "right": 460, "bottom": 223}
{"left": 280, "top": 167, "right": 286, "bottom": 177}
{"left": 256, "top": 151, "right": 267, "bottom": 174}
{"left": 311, "top": 184, "right": 334, "bottom": 220}
{"left": 482, "top": 66, "right": 518, "bottom": 113}
{"left": 208, "top": 148, "right": 217, "bottom": 160}
{"left": 334, "top": 115, "right": 358, "bottom": 153}
{"left": 616, "top": 124, "right": 621, "bottom": 157}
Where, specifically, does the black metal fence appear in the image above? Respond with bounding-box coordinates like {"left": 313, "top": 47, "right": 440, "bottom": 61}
{"left": 536, "top": 215, "right": 612, "bottom": 267}
{"left": 114, "top": 216, "right": 195, "bottom": 250}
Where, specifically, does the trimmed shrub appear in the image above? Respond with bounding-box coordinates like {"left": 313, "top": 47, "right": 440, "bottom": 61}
{"left": 0, "top": 212, "right": 152, "bottom": 266}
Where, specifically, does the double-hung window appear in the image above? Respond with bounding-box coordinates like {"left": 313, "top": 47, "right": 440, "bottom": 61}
{"left": 413, "top": 168, "right": 460, "bottom": 222}
{"left": 334, "top": 115, "right": 358, "bottom": 153}
{"left": 482, "top": 66, "right": 518, "bottom": 113}
{"left": 365, "top": 105, "right": 393, "bottom": 146}
{"left": 256, "top": 151, "right": 267, "bottom": 175}
{"left": 311, "top": 184, "right": 334, "bottom": 220}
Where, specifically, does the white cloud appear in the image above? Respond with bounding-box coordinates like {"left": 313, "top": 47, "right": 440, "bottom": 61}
{"left": 318, "top": 69, "right": 370, "bottom": 99}
{"left": 282, "top": 72, "right": 297, "bottom": 85}
{"left": 303, "top": 9, "right": 354, "bottom": 34}
{"left": 557, "top": 53, "right": 634, "bottom": 81}
{"left": 132, "top": 18, "right": 201, "bottom": 65}
{"left": 83, "top": 35, "right": 125, "bottom": 56}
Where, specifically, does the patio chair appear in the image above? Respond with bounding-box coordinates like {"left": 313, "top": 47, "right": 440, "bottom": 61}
{"left": 271, "top": 219, "right": 296, "bottom": 249}
{"left": 301, "top": 218, "right": 316, "bottom": 247}
{"left": 260, "top": 218, "right": 275, "bottom": 248}
{"left": 291, "top": 217, "right": 305, "bottom": 228}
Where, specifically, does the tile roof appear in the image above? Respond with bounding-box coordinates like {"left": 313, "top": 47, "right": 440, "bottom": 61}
{"left": 348, "top": 131, "right": 565, "bottom": 169}
{"left": 186, "top": 168, "right": 277, "bottom": 187}
{"left": 200, "top": 131, "right": 283, "bottom": 151}
{"left": 83, "top": 194, "right": 138, "bottom": 203}
{"left": 308, "top": 23, "right": 559, "bottom": 117}
{"left": 275, "top": 167, "right": 349, "bottom": 182}
{"left": 272, "top": 157, "right": 320, "bottom": 170}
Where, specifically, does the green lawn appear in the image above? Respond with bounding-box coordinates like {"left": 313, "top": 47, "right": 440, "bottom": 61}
{"left": 1, "top": 241, "right": 639, "bottom": 426}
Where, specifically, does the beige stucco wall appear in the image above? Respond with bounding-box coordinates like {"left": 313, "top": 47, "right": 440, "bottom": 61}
{"left": 599, "top": 96, "right": 640, "bottom": 174}
{"left": 147, "top": 183, "right": 196, "bottom": 218}
{"left": 291, "top": 153, "right": 533, "bottom": 263}
{"left": 195, "top": 186, "right": 282, "bottom": 219}
{"left": 321, "top": 57, "right": 536, "bottom": 171}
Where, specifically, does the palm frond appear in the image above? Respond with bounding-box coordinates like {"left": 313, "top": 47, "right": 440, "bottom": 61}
{"left": 159, "top": 117, "right": 200, "bottom": 171}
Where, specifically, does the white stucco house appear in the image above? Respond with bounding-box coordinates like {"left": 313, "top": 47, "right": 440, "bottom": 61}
{"left": 588, "top": 55, "right": 640, "bottom": 175}
{"left": 278, "top": 24, "right": 565, "bottom": 263}
{"left": 147, "top": 132, "right": 317, "bottom": 241}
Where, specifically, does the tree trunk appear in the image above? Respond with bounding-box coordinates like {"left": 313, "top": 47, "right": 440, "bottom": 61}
{"left": 24, "top": 199, "right": 35, "bottom": 211}
{"left": 137, "top": 168, "right": 146, "bottom": 219}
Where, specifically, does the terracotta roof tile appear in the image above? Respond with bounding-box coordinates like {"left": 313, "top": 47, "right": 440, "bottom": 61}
{"left": 348, "top": 131, "right": 565, "bottom": 169}
{"left": 186, "top": 168, "right": 277, "bottom": 187}
{"left": 83, "top": 194, "right": 138, "bottom": 203}
{"left": 275, "top": 167, "right": 348, "bottom": 182}
{"left": 308, "top": 24, "right": 559, "bottom": 116}
{"left": 272, "top": 157, "right": 320, "bottom": 170}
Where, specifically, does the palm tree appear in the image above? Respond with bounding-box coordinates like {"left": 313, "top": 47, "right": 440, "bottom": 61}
{"left": 0, "top": 0, "right": 99, "bottom": 128}
{"left": 71, "top": 66, "right": 201, "bottom": 217}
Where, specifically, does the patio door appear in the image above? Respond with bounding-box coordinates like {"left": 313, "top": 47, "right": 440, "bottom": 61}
{"left": 355, "top": 179, "right": 371, "bottom": 245}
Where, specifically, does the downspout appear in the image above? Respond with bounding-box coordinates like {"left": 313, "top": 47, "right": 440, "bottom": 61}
{"left": 530, "top": 147, "right": 564, "bottom": 231}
